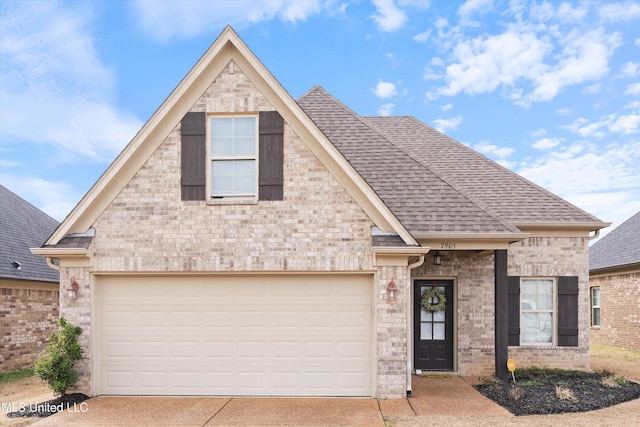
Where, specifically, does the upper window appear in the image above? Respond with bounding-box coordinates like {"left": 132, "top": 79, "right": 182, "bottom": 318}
{"left": 591, "top": 287, "right": 601, "bottom": 327}
{"left": 520, "top": 278, "right": 554, "bottom": 345}
{"left": 209, "top": 116, "right": 257, "bottom": 198}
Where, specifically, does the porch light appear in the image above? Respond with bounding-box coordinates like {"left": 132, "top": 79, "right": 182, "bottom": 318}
{"left": 433, "top": 251, "right": 442, "bottom": 265}
{"left": 67, "top": 277, "right": 79, "bottom": 301}
{"left": 387, "top": 279, "right": 398, "bottom": 301}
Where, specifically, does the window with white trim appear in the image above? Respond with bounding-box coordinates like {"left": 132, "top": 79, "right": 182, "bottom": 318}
{"left": 520, "top": 278, "right": 554, "bottom": 345}
{"left": 591, "top": 287, "right": 601, "bottom": 327}
{"left": 209, "top": 116, "right": 257, "bottom": 198}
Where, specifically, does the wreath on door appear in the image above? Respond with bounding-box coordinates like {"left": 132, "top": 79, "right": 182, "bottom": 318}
{"left": 421, "top": 288, "right": 447, "bottom": 312}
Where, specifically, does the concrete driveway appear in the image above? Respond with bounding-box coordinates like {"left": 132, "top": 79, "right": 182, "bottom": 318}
{"left": 27, "top": 376, "right": 510, "bottom": 426}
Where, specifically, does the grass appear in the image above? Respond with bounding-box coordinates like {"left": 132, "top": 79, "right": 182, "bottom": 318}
{"left": 0, "top": 368, "right": 34, "bottom": 384}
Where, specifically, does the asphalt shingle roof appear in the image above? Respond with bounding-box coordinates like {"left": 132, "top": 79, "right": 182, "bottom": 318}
{"left": 297, "top": 86, "right": 603, "bottom": 236}
{"left": 590, "top": 211, "right": 640, "bottom": 271}
{"left": 0, "top": 185, "right": 60, "bottom": 282}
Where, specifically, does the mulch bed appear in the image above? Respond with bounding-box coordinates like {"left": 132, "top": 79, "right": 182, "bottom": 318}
{"left": 475, "top": 369, "right": 640, "bottom": 416}
{"left": 6, "top": 393, "right": 89, "bottom": 419}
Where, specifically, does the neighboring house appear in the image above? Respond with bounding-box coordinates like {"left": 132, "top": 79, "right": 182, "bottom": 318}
{"left": 32, "top": 27, "right": 608, "bottom": 399}
{"left": 1, "top": 185, "right": 60, "bottom": 372}
{"left": 589, "top": 211, "right": 640, "bottom": 352}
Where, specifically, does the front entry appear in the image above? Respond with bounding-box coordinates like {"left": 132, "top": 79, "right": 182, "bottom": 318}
{"left": 414, "top": 280, "right": 454, "bottom": 370}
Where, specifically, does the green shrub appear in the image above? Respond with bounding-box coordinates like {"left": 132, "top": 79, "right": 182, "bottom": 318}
{"left": 34, "top": 317, "right": 83, "bottom": 396}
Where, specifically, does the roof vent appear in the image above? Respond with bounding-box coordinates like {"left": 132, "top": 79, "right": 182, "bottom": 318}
{"left": 12, "top": 261, "right": 22, "bottom": 270}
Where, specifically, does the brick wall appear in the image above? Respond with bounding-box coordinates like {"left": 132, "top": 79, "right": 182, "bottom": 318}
{"left": 590, "top": 271, "right": 640, "bottom": 352}
{"left": 412, "top": 250, "right": 496, "bottom": 377}
{"left": 507, "top": 236, "right": 591, "bottom": 370}
{"left": 0, "top": 282, "right": 59, "bottom": 373}
{"left": 59, "top": 60, "right": 399, "bottom": 396}
{"left": 411, "top": 236, "right": 591, "bottom": 377}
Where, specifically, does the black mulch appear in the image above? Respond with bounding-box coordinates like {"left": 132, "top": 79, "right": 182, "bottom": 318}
{"left": 6, "top": 393, "right": 90, "bottom": 419}
{"left": 475, "top": 370, "right": 640, "bottom": 416}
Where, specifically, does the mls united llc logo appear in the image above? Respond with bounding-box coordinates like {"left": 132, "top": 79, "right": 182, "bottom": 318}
{"left": 2, "top": 401, "right": 89, "bottom": 414}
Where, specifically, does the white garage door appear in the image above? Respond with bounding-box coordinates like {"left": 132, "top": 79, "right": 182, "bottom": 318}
{"left": 97, "top": 275, "right": 373, "bottom": 396}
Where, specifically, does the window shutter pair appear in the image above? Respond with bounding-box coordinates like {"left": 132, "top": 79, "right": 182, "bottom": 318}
{"left": 180, "top": 111, "right": 284, "bottom": 201}
{"left": 506, "top": 276, "right": 578, "bottom": 347}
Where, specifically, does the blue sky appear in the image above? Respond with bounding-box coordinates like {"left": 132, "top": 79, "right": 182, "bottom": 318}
{"left": 1, "top": 0, "right": 639, "bottom": 241}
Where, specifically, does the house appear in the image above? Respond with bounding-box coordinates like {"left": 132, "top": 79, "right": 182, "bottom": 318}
{"left": 32, "top": 27, "right": 608, "bottom": 399}
{"left": 1, "top": 185, "right": 60, "bottom": 372}
{"left": 589, "top": 211, "right": 640, "bottom": 352}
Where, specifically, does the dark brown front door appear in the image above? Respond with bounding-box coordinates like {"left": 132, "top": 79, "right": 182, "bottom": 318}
{"left": 414, "top": 280, "right": 454, "bottom": 370}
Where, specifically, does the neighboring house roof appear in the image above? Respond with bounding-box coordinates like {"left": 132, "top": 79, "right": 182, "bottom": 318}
{"left": 0, "top": 185, "right": 59, "bottom": 282}
{"left": 297, "top": 86, "right": 604, "bottom": 237}
{"left": 590, "top": 211, "right": 640, "bottom": 271}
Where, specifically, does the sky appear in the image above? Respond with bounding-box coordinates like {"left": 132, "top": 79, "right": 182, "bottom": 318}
{"left": 1, "top": 0, "right": 639, "bottom": 242}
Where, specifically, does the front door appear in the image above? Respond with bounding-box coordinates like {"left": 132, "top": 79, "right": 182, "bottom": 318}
{"left": 414, "top": 280, "right": 454, "bottom": 370}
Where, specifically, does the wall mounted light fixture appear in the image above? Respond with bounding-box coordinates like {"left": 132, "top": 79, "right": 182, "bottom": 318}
{"left": 433, "top": 251, "right": 442, "bottom": 265}
{"left": 387, "top": 279, "right": 398, "bottom": 301}
{"left": 67, "top": 277, "right": 79, "bottom": 301}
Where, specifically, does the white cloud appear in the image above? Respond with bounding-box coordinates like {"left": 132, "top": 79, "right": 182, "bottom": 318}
{"left": 457, "top": 0, "right": 494, "bottom": 27}
{"left": 621, "top": 62, "right": 640, "bottom": 77}
{"left": 474, "top": 141, "right": 514, "bottom": 159}
{"left": 0, "top": 175, "right": 80, "bottom": 222}
{"left": 432, "top": 4, "right": 622, "bottom": 107}
{"left": 441, "top": 103, "right": 453, "bottom": 111}
{"left": 598, "top": 1, "right": 640, "bottom": 22}
{"left": 0, "top": 1, "right": 143, "bottom": 160}
{"left": 438, "top": 29, "right": 552, "bottom": 98}
{"left": 556, "top": 108, "right": 571, "bottom": 116}
{"left": 373, "top": 81, "right": 397, "bottom": 98}
{"left": 432, "top": 116, "right": 463, "bottom": 133}
{"left": 131, "top": 0, "right": 326, "bottom": 41}
{"left": 377, "top": 103, "right": 395, "bottom": 116}
{"left": 371, "top": 0, "right": 407, "bottom": 32}
{"left": 532, "top": 137, "right": 562, "bottom": 150}
{"left": 522, "top": 29, "right": 621, "bottom": 106}
{"left": 626, "top": 82, "right": 640, "bottom": 95}
{"left": 608, "top": 113, "right": 640, "bottom": 134}
{"left": 413, "top": 30, "right": 431, "bottom": 43}
{"left": 517, "top": 141, "right": 640, "bottom": 228}
{"left": 564, "top": 112, "right": 640, "bottom": 138}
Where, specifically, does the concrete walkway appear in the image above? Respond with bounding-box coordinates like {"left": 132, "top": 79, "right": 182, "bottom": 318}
{"left": 29, "top": 376, "right": 509, "bottom": 426}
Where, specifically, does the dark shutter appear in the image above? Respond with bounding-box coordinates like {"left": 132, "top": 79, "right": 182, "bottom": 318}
{"left": 557, "top": 276, "right": 579, "bottom": 347}
{"left": 258, "top": 111, "right": 284, "bottom": 201}
{"left": 507, "top": 276, "right": 520, "bottom": 346}
{"left": 181, "top": 112, "right": 206, "bottom": 200}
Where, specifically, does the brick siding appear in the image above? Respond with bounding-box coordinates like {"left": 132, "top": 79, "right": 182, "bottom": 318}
{"left": 590, "top": 271, "right": 640, "bottom": 352}
{"left": 508, "top": 236, "right": 591, "bottom": 370}
{"left": 0, "top": 283, "right": 59, "bottom": 373}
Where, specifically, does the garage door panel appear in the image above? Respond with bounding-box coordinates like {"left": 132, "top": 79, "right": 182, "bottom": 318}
{"left": 99, "top": 275, "right": 372, "bottom": 396}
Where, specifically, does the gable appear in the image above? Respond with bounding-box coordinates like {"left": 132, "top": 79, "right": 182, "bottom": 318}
{"left": 89, "top": 61, "right": 378, "bottom": 272}
{"left": 42, "top": 26, "right": 414, "bottom": 248}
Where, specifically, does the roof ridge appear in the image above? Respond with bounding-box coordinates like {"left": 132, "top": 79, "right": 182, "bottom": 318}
{"left": 366, "top": 115, "right": 603, "bottom": 225}
{"left": 363, "top": 117, "right": 521, "bottom": 233}
{"left": 409, "top": 116, "right": 601, "bottom": 223}
{"left": 302, "top": 90, "right": 521, "bottom": 234}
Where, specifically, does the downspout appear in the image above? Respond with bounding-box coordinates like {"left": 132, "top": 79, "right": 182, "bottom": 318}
{"left": 406, "top": 253, "right": 427, "bottom": 397}
{"left": 588, "top": 229, "right": 601, "bottom": 241}
{"left": 46, "top": 257, "right": 60, "bottom": 271}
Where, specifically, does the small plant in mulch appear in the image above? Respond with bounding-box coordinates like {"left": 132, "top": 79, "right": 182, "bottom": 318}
{"left": 7, "top": 318, "right": 91, "bottom": 419}
{"left": 34, "top": 317, "right": 83, "bottom": 396}
{"left": 475, "top": 367, "right": 640, "bottom": 415}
